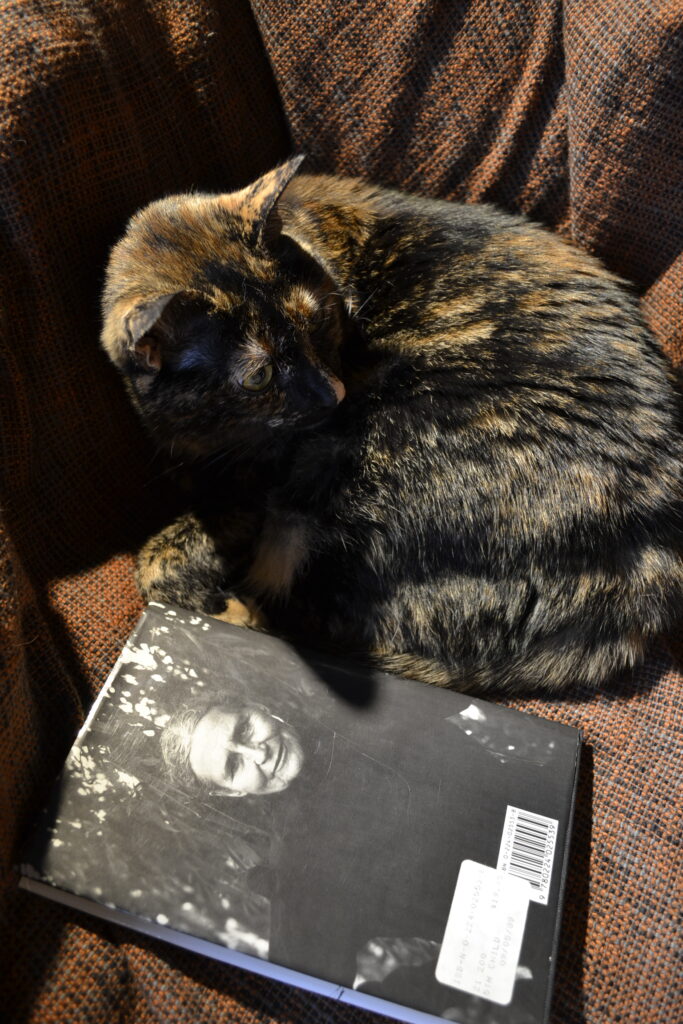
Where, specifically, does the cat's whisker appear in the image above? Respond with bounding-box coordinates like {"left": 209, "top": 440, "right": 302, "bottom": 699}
{"left": 143, "top": 459, "right": 187, "bottom": 486}
{"left": 354, "top": 290, "right": 377, "bottom": 318}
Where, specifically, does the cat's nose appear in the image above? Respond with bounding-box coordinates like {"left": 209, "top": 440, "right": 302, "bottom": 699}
{"left": 328, "top": 374, "right": 346, "bottom": 403}
{"left": 304, "top": 373, "right": 344, "bottom": 408}
{"left": 315, "top": 372, "right": 344, "bottom": 407}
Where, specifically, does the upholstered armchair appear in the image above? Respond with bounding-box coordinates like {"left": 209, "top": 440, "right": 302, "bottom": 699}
{"left": 2, "top": 2, "right": 681, "bottom": 1021}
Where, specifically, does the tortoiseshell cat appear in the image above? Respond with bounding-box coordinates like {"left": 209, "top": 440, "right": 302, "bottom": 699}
{"left": 101, "top": 156, "right": 683, "bottom": 694}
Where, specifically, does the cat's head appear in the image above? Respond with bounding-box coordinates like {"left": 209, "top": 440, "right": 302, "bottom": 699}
{"left": 101, "top": 157, "right": 346, "bottom": 461}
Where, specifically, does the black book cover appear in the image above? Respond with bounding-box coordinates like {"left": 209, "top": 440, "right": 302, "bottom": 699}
{"left": 20, "top": 603, "right": 581, "bottom": 1024}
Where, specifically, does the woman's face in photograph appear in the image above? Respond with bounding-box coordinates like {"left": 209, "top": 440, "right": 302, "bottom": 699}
{"left": 188, "top": 704, "right": 305, "bottom": 795}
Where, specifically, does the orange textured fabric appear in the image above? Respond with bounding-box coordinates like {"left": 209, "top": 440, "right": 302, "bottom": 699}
{"left": 2, "top": 2, "right": 682, "bottom": 1023}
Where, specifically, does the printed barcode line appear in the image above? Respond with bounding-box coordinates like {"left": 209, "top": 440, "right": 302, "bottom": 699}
{"left": 508, "top": 814, "right": 552, "bottom": 890}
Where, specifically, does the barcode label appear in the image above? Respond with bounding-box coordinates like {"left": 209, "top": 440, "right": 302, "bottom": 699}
{"left": 496, "top": 806, "right": 558, "bottom": 905}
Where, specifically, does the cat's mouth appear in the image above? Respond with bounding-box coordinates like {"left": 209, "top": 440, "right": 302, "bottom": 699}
{"left": 296, "top": 406, "right": 341, "bottom": 431}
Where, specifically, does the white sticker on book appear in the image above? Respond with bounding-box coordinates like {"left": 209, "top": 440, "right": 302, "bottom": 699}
{"left": 436, "top": 860, "right": 530, "bottom": 1005}
{"left": 497, "top": 805, "right": 559, "bottom": 905}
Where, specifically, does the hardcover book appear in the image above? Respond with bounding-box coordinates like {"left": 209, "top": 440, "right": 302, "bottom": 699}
{"left": 20, "top": 603, "right": 581, "bottom": 1024}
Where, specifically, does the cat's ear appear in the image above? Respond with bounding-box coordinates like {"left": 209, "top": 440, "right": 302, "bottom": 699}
{"left": 102, "top": 292, "right": 182, "bottom": 371}
{"left": 224, "top": 155, "right": 305, "bottom": 246}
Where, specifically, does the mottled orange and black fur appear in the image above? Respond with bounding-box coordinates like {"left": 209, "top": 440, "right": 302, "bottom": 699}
{"left": 101, "top": 157, "right": 683, "bottom": 694}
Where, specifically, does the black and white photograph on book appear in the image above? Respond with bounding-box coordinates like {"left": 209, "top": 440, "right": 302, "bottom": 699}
{"left": 21, "top": 604, "right": 581, "bottom": 1024}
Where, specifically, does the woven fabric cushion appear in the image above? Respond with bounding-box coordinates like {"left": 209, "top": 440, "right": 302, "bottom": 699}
{"left": 2, "top": 1, "right": 682, "bottom": 1022}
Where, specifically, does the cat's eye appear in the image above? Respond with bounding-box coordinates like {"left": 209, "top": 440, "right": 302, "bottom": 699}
{"left": 241, "top": 363, "right": 273, "bottom": 392}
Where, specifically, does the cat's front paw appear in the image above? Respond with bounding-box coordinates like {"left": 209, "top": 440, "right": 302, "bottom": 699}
{"left": 136, "top": 512, "right": 231, "bottom": 613}
{"left": 213, "top": 596, "right": 268, "bottom": 630}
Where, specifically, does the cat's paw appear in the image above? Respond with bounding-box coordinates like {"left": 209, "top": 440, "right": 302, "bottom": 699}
{"left": 136, "top": 513, "right": 233, "bottom": 611}
{"left": 213, "top": 597, "right": 268, "bottom": 630}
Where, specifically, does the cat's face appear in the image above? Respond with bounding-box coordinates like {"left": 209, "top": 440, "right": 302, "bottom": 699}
{"left": 101, "top": 159, "right": 346, "bottom": 460}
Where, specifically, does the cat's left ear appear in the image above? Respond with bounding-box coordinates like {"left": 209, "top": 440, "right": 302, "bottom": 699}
{"left": 228, "top": 155, "right": 305, "bottom": 246}
{"left": 101, "top": 292, "right": 183, "bottom": 370}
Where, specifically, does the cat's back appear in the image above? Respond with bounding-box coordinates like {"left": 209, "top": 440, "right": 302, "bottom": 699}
{"left": 286, "top": 173, "right": 654, "bottom": 371}
{"left": 286, "top": 172, "right": 678, "bottom": 452}
{"left": 285, "top": 173, "right": 682, "bottom": 572}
